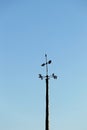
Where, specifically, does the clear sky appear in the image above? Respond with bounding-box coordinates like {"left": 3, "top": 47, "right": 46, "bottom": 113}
{"left": 0, "top": 0, "right": 87, "bottom": 130}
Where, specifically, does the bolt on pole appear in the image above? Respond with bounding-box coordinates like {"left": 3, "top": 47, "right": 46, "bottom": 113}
{"left": 39, "top": 54, "right": 57, "bottom": 130}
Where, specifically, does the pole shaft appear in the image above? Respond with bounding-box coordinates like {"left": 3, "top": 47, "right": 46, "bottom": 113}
{"left": 45, "top": 76, "right": 49, "bottom": 130}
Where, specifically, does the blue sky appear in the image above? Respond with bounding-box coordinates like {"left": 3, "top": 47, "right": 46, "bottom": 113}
{"left": 0, "top": 0, "right": 87, "bottom": 130}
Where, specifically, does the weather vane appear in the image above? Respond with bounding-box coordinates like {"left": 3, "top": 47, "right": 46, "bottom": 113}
{"left": 39, "top": 54, "right": 57, "bottom": 130}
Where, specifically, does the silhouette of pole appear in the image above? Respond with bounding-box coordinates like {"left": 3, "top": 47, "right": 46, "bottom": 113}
{"left": 45, "top": 75, "right": 49, "bottom": 130}
{"left": 39, "top": 54, "right": 57, "bottom": 130}
{"left": 45, "top": 54, "right": 49, "bottom": 130}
